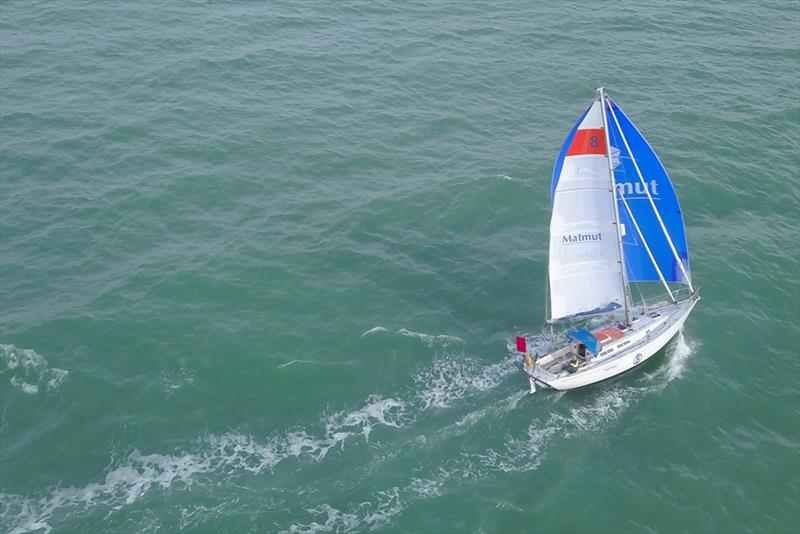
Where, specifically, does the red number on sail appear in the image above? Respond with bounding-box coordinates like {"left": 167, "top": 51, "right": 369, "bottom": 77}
{"left": 566, "top": 128, "right": 606, "bottom": 156}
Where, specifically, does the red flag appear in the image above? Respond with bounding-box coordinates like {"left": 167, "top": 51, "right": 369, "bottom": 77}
{"left": 515, "top": 336, "right": 527, "bottom": 353}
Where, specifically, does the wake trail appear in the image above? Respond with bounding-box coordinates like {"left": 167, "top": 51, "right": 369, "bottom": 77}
{"left": 283, "top": 332, "right": 699, "bottom": 533}
{"left": 0, "top": 330, "right": 520, "bottom": 533}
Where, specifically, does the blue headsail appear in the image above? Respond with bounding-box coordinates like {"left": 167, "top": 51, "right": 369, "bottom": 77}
{"left": 604, "top": 99, "right": 691, "bottom": 284}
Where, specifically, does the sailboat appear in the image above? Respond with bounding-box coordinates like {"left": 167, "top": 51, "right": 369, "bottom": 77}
{"left": 519, "top": 88, "right": 699, "bottom": 392}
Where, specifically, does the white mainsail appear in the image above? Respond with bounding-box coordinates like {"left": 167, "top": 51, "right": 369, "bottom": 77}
{"left": 548, "top": 100, "right": 626, "bottom": 321}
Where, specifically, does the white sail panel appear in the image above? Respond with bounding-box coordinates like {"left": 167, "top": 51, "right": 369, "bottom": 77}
{"left": 549, "top": 101, "right": 625, "bottom": 321}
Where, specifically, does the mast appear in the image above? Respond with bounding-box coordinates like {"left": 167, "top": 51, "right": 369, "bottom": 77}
{"left": 544, "top": 267, "right": 550, "bottom": 323}
{"left": 598, "top": 87, "right": 632, "bottom": 325}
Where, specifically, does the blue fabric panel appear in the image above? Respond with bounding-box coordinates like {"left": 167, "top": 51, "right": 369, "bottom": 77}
{"left": 606, "top": 99, "right": 691, "bottom": 284}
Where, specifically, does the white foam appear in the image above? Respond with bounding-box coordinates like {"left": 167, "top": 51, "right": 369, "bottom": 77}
{"left": 282, "top": 487, "right": 402, "bottom": 534}
{"left": 0, "top": 449, "right": 211, "bottom": 534}
{"left": 408, "top": 477, "right": 443, "bottom": 498}
{"left": 284, "top": 504, "right": 360, "bottom": 534}
{"left": 359, "top": 326, "right": 388, "bottom": 337}
{"left": 414, "top": 353, "right": 518, "bottom": 409}
{"left": 9, "top": 377, "right": 38, "bottom": 395}
{"left": 206, "top": 395, "right": 408, "bottom": 475}
{"left": 277, "top": 359, "right": 315, "bottom": 368}
{"left": 559, "top": 388, "right": 635, "bottom": 438}
{"left": 205, "top": 432, "right": 285, "bottom": 473}
{"left": 0, "top": 393, "right": 408, "bottom": 533}
{"left": 162, "top": 359, "right": 195, "bottom": 393}
{"left": 324, "top": 394, "right": 406, "bottom": 442}
{"left": 414, "top": 355, "right": 477, "bottom": 409}
{"left": 397, "top": 328, "right": 464, "bottom": 347}
{"left": 1, "top": 493, "right": 53, "bottom": 534}
{"left": 178, "top": 503, "right": 226, "bottom": 531}
{"left": 665, "top": 331, "right": 696, "bottom": 382}
{"left": 0, "top": 345, "right": 68, "bottom": 396}
{"left": 446, "top": 353, "right": 689, "bottom": 483}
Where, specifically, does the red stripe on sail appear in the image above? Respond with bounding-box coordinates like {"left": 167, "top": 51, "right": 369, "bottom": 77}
{"left": 566, "top": 128, "right": 606, "bottom": 156}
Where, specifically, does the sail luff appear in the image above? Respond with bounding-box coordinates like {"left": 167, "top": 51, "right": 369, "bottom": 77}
{"left": 606, "top": 101, "right": 694, "bottom": 292}
{"left": 599, "top": 88, "right": 631, "bottom": 324}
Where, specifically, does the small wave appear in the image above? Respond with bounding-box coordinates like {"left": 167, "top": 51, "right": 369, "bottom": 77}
{"left": 0, "top": 345, "right": 68, "bottom": 396}
{"left": 359, "top": 326, "right": 388, "bottom": 338}
{"left": 495, "top": 174, "right": 532, "bottom": 188}
{"left": 278, "top": 360, "right": 316, "bottom": 368}
{"left": 162, "top": 358, "right": 195, "bottom": 394}
{"left": 397, "top": 328, "right": 464, "bottom": 347}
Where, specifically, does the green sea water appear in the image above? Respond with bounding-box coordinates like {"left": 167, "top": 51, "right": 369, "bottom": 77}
{"left": 1, "top": 1, "right": 798, "bottom": 532}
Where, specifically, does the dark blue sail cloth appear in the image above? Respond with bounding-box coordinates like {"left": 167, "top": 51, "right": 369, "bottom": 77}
{"left": 550, "top": 98, "right": 691, "bottom": 285}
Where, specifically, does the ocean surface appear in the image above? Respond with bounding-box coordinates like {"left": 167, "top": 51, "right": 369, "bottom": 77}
{"left": 1, "top": 1, "right": 798, "bottom": 532}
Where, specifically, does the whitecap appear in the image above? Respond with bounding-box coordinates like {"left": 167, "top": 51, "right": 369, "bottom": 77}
{"left": 359, "top": 326, "right": 388, "bottom": 338}
{"left": 0, "top": 345, "right": 68, "bottom": 396}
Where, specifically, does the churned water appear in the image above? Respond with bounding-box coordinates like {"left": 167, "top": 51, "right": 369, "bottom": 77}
{"left": 1, "top": 1, "right": 798, "bottom": 532}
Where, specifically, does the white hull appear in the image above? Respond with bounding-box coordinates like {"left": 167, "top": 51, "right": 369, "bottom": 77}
{"left": 526, "top": 295, "right": 699, "bottom": 391}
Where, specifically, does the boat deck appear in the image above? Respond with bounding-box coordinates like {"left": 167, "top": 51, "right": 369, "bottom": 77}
{"left": 531, "top": 300, "right": 682, "bottom": 381}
